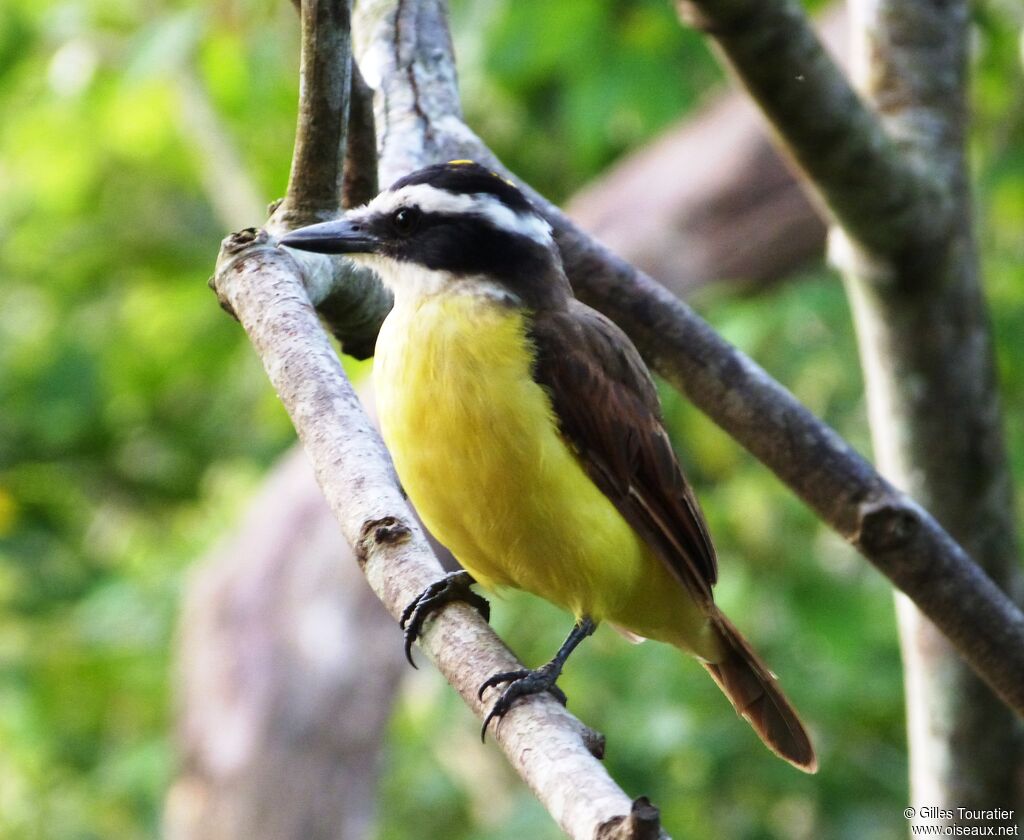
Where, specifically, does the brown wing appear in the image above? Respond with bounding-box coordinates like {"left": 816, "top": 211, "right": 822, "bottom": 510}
{"left": 529, "top": 299, "right": 717, "bottom": 605}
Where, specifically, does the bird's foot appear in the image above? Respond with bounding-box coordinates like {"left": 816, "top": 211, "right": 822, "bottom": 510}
{"left": 477, "top": 661, "right": 569, "bottom": 740}
{"left": 475, "top": 617, "right": 596, "bottom": 741}
{"left": 400, "top": 570, "right": 490, "bottom": 667}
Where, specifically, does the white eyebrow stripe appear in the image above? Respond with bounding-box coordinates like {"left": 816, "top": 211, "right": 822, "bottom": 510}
{"left": 369, "top": 183, "right": 553, "bottom": 245}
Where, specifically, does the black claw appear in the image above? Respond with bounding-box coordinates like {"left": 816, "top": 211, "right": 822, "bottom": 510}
{"left": 476, "top": 618, "right": 595, "bottom": 741}
{"left": 400, "top": 571, "right": 489, "bottom": 667}
{"left": 477, "top": 669, "right": 527, "bottom": 701}
{"left": 477, "top": 663, "right": 568, "bottom": 741}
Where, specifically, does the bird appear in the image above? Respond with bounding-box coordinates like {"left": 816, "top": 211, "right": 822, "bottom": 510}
{"left": 280, "top": 160, "right": 816, "bottom": 772}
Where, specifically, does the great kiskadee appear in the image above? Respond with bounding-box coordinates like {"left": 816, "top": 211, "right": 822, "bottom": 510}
{"left": 280, "top": 161, "right": 816, "bottom": 772}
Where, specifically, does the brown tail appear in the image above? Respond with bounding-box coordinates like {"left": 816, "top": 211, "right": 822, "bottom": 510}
{"left": 702, "top": 610, "right": 817, "bottom": 773}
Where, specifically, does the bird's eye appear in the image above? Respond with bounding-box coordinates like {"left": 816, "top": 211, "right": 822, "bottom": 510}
{"left": 391, "top": 206, "right": 420, "bottom": 235}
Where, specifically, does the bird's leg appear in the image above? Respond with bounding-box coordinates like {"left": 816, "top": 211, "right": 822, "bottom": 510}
{"left": 477, "top": 617, "right": 597, "bottom": 740}
{"left": 400, "top": 570, "right": 490, "bottom": 667}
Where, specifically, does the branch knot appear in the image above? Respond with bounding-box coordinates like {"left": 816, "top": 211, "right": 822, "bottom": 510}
{"left": 856, "top": 499, "right": 920, "bottom": 553}
{"left": 596, "top": 796, "right": 666, "bottom": 840}
{"left": 356, "top": 515, "right": 413, "bottom": 565}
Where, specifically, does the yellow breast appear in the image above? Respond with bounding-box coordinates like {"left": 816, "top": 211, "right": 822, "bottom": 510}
{"left": 373, "top": 291, "right": 707, "bottom": 647}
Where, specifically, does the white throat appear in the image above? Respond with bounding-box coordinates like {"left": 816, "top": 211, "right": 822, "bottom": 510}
{"left": 356, "top": 253, "right": 520, "bottom": 306}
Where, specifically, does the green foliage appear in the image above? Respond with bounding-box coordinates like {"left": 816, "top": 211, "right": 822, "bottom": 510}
{"left": 0, "top": 0, "right": 1021, "bottom": 838}
{"left": 451, "top": 0, "right": 719, "bottom": 201}
{"left": 0, "top": 0, "right": 298, "bottom": 835}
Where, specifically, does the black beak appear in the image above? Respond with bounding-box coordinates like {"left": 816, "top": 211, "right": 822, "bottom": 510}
{"left": 278, "top": 218, "right": 381, "bottom": 255}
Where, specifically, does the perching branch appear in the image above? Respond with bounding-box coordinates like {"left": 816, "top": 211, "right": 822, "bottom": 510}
{"left": 210, "top": 1, "right": 667, "bottom": 836}
{"left": 345, "top": 0, "right": 1024, "bottom": 716}
{"left": 211, "top": 232, "right": 665, "bottom": 840}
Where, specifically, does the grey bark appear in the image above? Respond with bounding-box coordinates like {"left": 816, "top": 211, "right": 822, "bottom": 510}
{"left": 839, "top": 0, "right": 1024, "bottom": 820}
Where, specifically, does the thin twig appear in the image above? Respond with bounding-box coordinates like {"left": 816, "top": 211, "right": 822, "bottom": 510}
{"left": 279, "top": 0, "right": 354, "bottom": 227}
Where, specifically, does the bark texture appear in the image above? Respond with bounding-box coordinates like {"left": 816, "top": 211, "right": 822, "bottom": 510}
{"left": 281, "top": 0, "right": 353, "bottom": 226}
{"left": 839, "top": 0, "right": 1024, "bottom": 819}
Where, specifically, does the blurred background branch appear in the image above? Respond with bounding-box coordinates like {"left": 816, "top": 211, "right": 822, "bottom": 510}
{"left": 839, "top": 0, "right": 1023, "bottom": 817}
{"left": 565, "top": 5, "right": 848, "bottom": 296}
{"left": 279, "top": 0, "right": 353, "bottom": 227}
{"left": 164, "top": 449, "right": 404, "bottom": 840}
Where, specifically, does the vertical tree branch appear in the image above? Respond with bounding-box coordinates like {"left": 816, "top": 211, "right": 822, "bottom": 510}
{"left": 838, "top": 0, "right": 1024, "bottom": 819}
{"left": 266, "top": 0, "right": 391, "bottom": 360}
{"left": 566, "top": 4, "right": 849, "bottom": 296}
{"left": 342, "top": 62, "right": 379, "bottom": 208}
{"left": 311, "top": 56, "right": 390, "bottom": 359}
{"left": 280, "top": 0, "right": 354, "bottom": 227}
